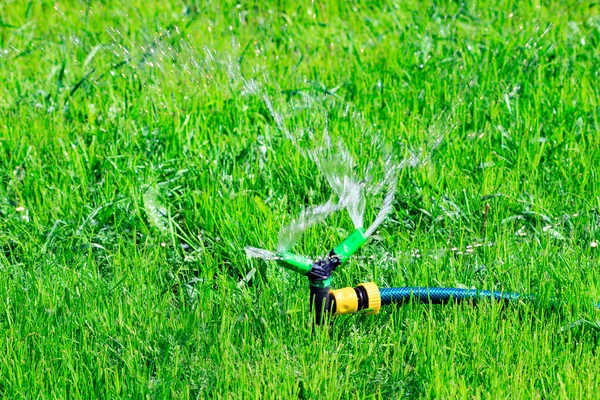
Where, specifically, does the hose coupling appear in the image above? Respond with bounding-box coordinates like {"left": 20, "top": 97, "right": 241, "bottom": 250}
{"left": 330, "top": 282, "right": 381, "bottom": 315}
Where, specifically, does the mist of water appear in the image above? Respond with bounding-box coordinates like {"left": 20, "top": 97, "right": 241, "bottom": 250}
{"left": 364, "top": 168, "right": 398, "bottom": 238}
{"left": 309, "top": 138, "right": 365, "bottom": 229}
{"left": 241, "top": 75, "right": 413, "bottom": 251}
{"left": 32, "top": 8, "right": 546, "bottom": 265}
{"left": 223, "top": 57, "right": 444, "bottom": 257}
{"left": 244, "top": 246, "right": 281, "bottom": 261}
{"left": 277, "top": 199, "right": 344, "bottom": 253}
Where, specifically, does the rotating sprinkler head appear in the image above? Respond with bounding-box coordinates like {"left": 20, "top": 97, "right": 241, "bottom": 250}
{"left": 274, "top": 228, "right": 369, "bottom": 325}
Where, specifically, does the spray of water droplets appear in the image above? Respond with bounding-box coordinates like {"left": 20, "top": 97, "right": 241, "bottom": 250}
{"left": 277, "top": 199, "right": 345, "bottom": 253}
{"left": 200, "top": 55, "right": 445, "bottom": 260}
{"left": 244, "top": 246, "right": 281, "bottom": 261}
{"left": 309, "top": 138, "right": 366, "bottom": 230}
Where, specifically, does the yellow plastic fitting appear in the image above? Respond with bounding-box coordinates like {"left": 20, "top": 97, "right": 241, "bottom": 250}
{"left": 330, "top": 282, "right": 381, "bottom": 315}
{"left": 358, "top": 282, "right": 381, "bottom": 315}
{"left": 330, "top": 287, "right": 359, "bottom": 315}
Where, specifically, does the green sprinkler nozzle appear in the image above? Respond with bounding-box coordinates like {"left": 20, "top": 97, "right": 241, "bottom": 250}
{"left": 332, "top": 228, "right": 368, "bottom": 265}
{"left": 276, "top": 252, "right": 313, "bottom": 275}
{"left": 275, "top": 228, "right": 367, "bottom": 279}
{"left": 305, "top": 228, "right": 368, "bottom": 284}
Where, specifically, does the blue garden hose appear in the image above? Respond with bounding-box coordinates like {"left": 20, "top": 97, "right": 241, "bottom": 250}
{"left": 379, "top": 287, "right": 529, "bottom": 306}
{"left": 329, "top": 283, "right": 600, "bottom": 320}
{"left": 329, "top": 284, "right": 532, "bottom": 317}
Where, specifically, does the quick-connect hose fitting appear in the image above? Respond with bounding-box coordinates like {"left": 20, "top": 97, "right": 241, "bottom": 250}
{"left": 330, "top": 282, "right": 381, "bottom": 315}
{"left": 329, "top": 287, "right": 358, "bottom": 314}
{"left": 357, "top": 282, "right": 381, "bottom": 315}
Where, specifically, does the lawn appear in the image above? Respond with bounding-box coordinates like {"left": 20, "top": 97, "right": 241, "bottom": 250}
{"left": 1, "top": 0, "right": 599, "bottom": 398}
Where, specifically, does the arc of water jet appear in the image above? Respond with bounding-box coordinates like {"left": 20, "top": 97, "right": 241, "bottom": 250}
{"left": 364, "top": 164, "right": 399, "bottom": 238}
{"left": 244, "top": 246, "right": 281, "bottom": 261}
{"left": 277, "top": 199, "right": 345, "bottom": 253}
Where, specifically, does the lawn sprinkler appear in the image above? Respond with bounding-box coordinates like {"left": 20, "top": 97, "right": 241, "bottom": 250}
{"left": 246, "top": 149, "right": 597, "bottom": 326}
{"left": 274, "top": 228, "right": 528, "bottom": 326}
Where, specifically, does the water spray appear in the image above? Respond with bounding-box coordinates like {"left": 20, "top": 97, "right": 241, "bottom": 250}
{"left": 245, "top": 141, "right": 534, "bottom": 325}
{"left": 241, "top": 83, "right": 595, "bottom": 326}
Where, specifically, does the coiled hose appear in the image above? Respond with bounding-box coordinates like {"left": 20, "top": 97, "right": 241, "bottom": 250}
{"left": 380, "top": 287, "right": 529, "bottom": 306}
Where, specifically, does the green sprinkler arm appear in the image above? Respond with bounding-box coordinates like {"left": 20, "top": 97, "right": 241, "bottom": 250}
{"left": 275, "top": 228, "right": 368, "bottom": 325}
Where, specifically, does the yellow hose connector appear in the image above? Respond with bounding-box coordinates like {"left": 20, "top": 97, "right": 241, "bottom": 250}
{"left": 330, "top": 287, "right": 359, "bottom": 315}
{"left": 330, "top": 282, "right": 381, "bottom": 315}
{"left": 358, "top": 282, "right": 381, "bottom": 315}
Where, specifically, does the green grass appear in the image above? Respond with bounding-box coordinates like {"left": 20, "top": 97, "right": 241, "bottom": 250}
{"left": 1, "top": 0, "right": 600, "bottom": 398}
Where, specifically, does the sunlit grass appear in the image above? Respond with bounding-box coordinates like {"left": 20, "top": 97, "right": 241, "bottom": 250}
{"left": 1, "top": 1, "right": 599, "bottom": 398}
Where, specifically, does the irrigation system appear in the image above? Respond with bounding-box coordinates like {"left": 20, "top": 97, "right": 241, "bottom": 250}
{"left": 276, "top": 228, "right": 530, "bottom": 325}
